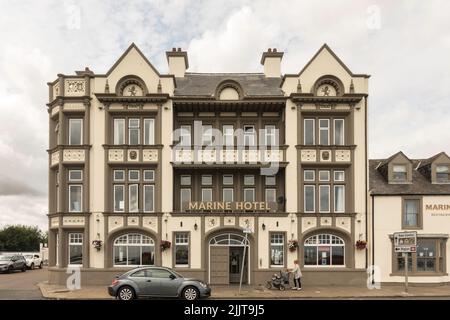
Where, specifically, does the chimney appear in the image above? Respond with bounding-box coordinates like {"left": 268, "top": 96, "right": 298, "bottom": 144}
{"left": 260, "top": 48, "right": 284, "bottom": 77}
{"left": 166, "top": 47, "right": 189, "bottom": 77}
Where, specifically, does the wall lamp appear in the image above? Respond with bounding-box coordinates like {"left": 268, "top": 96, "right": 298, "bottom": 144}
{"left": 262, "top": 223, "right": 266, "bottom": 231}
{"left": 194, "top": 222, "right": 198, "bottom": 231}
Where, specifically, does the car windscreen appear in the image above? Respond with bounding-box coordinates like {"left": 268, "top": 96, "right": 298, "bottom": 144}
{"left": 24, "top": 255, "right": 33, "bottom": 259}
{"left": 0, "top": 255, "right": 12, "bottom": 261}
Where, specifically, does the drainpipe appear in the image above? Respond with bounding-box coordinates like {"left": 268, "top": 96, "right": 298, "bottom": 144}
{"left": 371, "top": 193, "right": 375, "bottom": 284}
{"left": 364, "top": 96, "right": 369, "bottom": 269}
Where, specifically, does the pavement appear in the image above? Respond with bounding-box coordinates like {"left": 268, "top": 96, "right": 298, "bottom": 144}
{"left": 37, "top": 282, "right": 450, "bottom": 300}
{"left": 0, "top": 267, "right": 47, "bottom": 300}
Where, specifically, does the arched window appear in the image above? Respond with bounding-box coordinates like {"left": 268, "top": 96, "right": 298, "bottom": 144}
{"left": 304, "top": 233, "right": 345, "bottom": 266}
{"left": 209, "top": 233, "right": 249, "bottom": 246}
{"left": 113, "top": 233, "right": 155, "bottom": 266}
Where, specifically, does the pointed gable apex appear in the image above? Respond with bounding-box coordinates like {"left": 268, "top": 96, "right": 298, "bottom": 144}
{"left": 380, "top": 151, "right": 412, "bottom": 167}
{"left": 106, "top": 43, "right": 161, "bottom": 77}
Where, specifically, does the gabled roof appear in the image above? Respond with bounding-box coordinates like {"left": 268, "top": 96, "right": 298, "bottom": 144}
{"left": 378, "top": 151, "right": 411, "bottom": 168}
{"left": 417, "top": 152, "right": 450, "bottom": 169}
{"left": 105, "top": 43, "right": 161, "bottom": 77}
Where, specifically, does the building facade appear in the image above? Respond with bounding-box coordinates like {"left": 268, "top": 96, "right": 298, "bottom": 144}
{"left": 369, "top": 152, "right": 450, "bottom": 283}
{"left": 46, "top": 43, "right": 370, "bottom": 285}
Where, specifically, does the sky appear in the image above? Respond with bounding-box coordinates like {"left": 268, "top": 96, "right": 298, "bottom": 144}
{"left": 0, "top": 0, "right": 449, "bottom": 230}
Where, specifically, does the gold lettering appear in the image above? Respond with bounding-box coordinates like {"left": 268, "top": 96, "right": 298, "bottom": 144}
{"left": 217, "top": 202, "right": 224, "bottom": 210}
{"left": 188, "top": 202, "right": 198, "bottom": 210}
{"left": 225, "top": 202, "right": 231, "bottom": 210}
{"left": 236, "top": 202, "right": 244, "bottom": 210}
{"left": 206, "top": 202, "right": 212, "bottom": 210}
{"left": 244, "top": 202, "right": 252, "bottom": 210}
{"left": 198, "top": 202, "right": 206, "bottom": 210}
{"left": 425, "top": 204, "right": 433, "bottom": 210}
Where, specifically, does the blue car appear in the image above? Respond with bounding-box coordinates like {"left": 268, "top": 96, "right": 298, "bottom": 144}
{"left": 108, "top": 266, "right": 211, "bottom": 300}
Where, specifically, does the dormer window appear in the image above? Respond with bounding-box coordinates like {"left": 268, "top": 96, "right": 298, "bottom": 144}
{"left": 436, "top": 165, "right": 449, "bottom": 183}
{"left": 393, "top": 165, "right": 407, "bottom": 182}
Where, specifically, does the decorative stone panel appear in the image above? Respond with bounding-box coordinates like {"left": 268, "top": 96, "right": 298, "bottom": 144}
{"left": 109, "top": 149, "right": 124, "bottom": 162}
{"left": 63, "top": 103, "right": 85, "bottom": 111}
{"left": 239, "top": 217, "right": 254, "bottom": 231}
{"left": 243, "top": 150, "right": 258, "bottom": 163}
{"left": 320, "top": 217, "right": 332, "bottom": 227}
{"left": 335, "top": 217, "right": 351, "bottom": 233}
{"left": 335, "top": 150, "right": 351, "bottom": 162}
{"left": 53, "top": 82, "right": 60, "bottom": 98}
{"left": 302, "top": 217, "right": 317, "bottom": 232}
{"left": 127, "top": 216, "right": 139, "bottom": 226}
{"left": 127, "top": 149, "right": 139, "bottom": 162}
{"left": 143, "top": 149, "right": 158, "bottom": 162}
{"left": 142, "top": 216, "right": 158, "bottom": 233}
{"left": 108, "top": 216, "right": 124, "bottom": 232}
{"left": 63, "top": 216, "right": 85, "bottom": 226}
{"left": 63, "top": 149, "right": 85, "bottom": 162}
{"left": 50, "top": 217, "right": 60, "bottom": 228}
{"left": 64, "top": 79, "right": 85, "bottom": 96}
{"left": 220, "top": 150, "right": 237, "bottom": 162}
{"left": 205, "top": 217, "right": 220, "bottom": 233}
{"left": 201, "top": 149, "right": 216, "bottom": 162}
{"left": 300, "top": 149, "right": 317, "bottom": 162}
{"left": 320, "top": 150, "right": 332, "bottom": 162}
{"left": 223, "top": 217, "right": 236, "bottom": 226}
{"left": 51, "top": 151, "right": 60, "bottom": 166}
{"left": 174, "top": 150, "right": 193, "bottom": 163}
{"left": 263, "top": 150, "right": 282, "bottom": 162}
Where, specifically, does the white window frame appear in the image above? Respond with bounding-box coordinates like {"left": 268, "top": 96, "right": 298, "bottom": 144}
{"left": 113, "top": 234, "right": 155, "bottom": 267}
{"left": 304, "top": 119, "right": 315, "bottom": 145}
{"left": 113, "top": 118, "right": 125, "bottom": 145}
{"left": 180, "top": 175, "right": 191, "bottom": 186}
{"left": 128, "top": 184, "right": 139, "bottom": 212}
{"left": 319, "top": 119, "right": 330, "bottom": 146}
{"left": 180, "top": 125, "right": 191, "bottom": 146}
{"left": 265, "top": 176, "right": 276, "bottom": 186}
{"left": 113, "top": 185, "right": 125, "bottom": 212}
{"left": 201, "top": 175, "right": 213, "bottom": 185}
{"left": 319, "top": 185, "right": 331, "bottom": 213}
{"left": 304, "top": 185, "right": 315, "bottom": 213}
{"left": 202, "top": 125, "right": 213, "bottom": 146}
{"left": 201, "top": 188, "right": 213, "bottom": 202}
{"left": 223, "top": 174, "right": 233, "bottom": 185}
{"left": 334, "top": 119, "right": 345, "bottom": 145}
{"left": 243, "top": 125, "right": 256, "bottom": 146}
{"left": 69, "top": 170, "right": 83, "bottom": 182}
{"left": 128, "top": 170, "right": 140, "bottom": 181}
{"left": 304, "top": 170, "right": 315, "bottom": 182}
{"left": 264, "top": 125, "right": 276, "bottom": 146}
{"left": 143, "top": 185, "right": 155, "bottom": 212}
{"left": 114, "top": 170, "right": 125, "bottom": 182}
{"left": 180, "top": 188, "right": 191, "bottom": 208}
{"left": 243, "top": 188, "right": 255, "bottom": 202}
{"left": 393, "top": 165, "right": 407, "bottom": 181}
{"left": 265, "top": 188, "right": 276, "bottom": 203}
{"left": 334, "top": 170, "right": 345, "bottom": 182}
{"left": 143, "top": 170, "right": 155, "bottom": 182}
{"left": 319, "top": 170, "right": 330, "bottom": 182}
{"left": 244, "top": 175, "right": 255, "bottom": 186}
{"left": 334, "top": 185, "right": 346, "bottom": 213}
{"left": 143, "top": 118, "right": 155, "bottom": 145}
{"left": 223, "top": 125, "right": 234, "bottom": 146}
{"left": 69, "top": 184, "right": 82, "bottom": 212}
{"left": 174, "top": 232, "right": 189, "bottom": 267}
{"left": 304, "top": 234, "right": 345, "bottom": 267}
{"left": 223, "top": 188, "right": 234, "bottom": 202}
{"left": 68, "top": 119, "right": 83, "bottom": 145}
{"left": 68, "top": 233, "right": 83, "bottom": 266}
{"left": 270, "top": 233, "right": 285, "bottom": 267}
{"left": 128, "top": 118, "right": 140, "bottom": 145}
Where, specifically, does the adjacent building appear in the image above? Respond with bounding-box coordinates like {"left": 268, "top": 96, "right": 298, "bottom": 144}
{"left": 46, "top": 43, "right": 370, "bottom": 285}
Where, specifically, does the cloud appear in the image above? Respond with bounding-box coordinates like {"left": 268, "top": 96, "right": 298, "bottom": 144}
{"left": 0, "top": 175, "right": 44, "bottom": 197}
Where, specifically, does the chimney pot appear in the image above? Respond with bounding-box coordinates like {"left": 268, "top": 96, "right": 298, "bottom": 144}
{"left": 177, "top": 47, "right": 181, "bottom": 52}
{"left": 273, "top": 48, "right": 277, "bottom": 52}
{"left": 268, "top": 48, "right": 272, "bottom": 53}
{"left": 172, "top": 47, "right": 176, "bottom": 51}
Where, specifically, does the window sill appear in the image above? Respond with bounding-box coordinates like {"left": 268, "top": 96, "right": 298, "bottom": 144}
{"left": 390, "top": 272, "right": 448, "bottom": 277}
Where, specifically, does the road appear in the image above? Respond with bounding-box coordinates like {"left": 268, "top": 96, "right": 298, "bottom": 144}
{"left": 0, "top": 267, "right": 47, "bottom": 300}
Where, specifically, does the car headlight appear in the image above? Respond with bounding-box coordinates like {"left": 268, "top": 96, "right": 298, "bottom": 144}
{"left": 199, "top": 282, "right": 208, "bottom": 289}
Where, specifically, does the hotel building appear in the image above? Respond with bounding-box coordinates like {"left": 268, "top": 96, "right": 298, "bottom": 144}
{"left": 46, "top": 43, "right": 370, "bottom": 285}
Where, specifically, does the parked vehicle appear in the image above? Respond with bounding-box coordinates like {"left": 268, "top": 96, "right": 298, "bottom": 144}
{"left": 0, "top": 254, "right": 27, "bottom": 273}
{"left": 23, "top": 254, "right": 43, "bottom": 269}
{"left": 108, "top": 266, "right": 211, "bottom": 300}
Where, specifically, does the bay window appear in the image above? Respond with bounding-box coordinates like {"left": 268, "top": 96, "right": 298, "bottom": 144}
{"left": 68, "top": 169, "right": 83, "bottom": 212}
{"left": 68, "top": 119, "right": 83, "bottom": 145}
{"left": 113, "top": 169, "right": 155, "bottom": 213}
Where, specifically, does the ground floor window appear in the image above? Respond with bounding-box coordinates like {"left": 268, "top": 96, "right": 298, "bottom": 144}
{"left": 114, "top": 233, "right": 155, "bottom": 266}
{"left": 270, "top": 233, "right": 284, "bottom": 267}
{"left": 68, "top": 233, "right": 83, "bottom": 265}
{"left": 174, "top": 232, "right": 189, "bottom": 267}
{"left": 393, "top": 238, "right": 446, "bottom": 274}
{"left": 304, "top": 234, "right": 345, "bottom": 266}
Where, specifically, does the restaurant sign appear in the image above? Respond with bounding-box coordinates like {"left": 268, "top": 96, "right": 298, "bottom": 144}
{"left": 425, "top": 203, "right": 450, "bottom": 217}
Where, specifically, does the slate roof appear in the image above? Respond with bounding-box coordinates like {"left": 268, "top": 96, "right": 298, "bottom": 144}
{"left": 174, "top": 73, "right": 284, "bottom": 97}
{"left": 369, "top": 159, "right": 450, "bottom": 195}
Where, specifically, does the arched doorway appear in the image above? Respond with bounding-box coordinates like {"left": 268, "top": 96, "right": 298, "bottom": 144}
{"left": 208, "top": 233, "right": 250, "bottom": 285}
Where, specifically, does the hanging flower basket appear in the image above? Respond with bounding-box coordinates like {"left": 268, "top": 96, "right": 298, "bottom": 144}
{"left": 92, "top": 240, "right": 102, "bottom": 251}
{"left": 161, "top": 240, "right": 171, "bottom": 252}
{"left": 356, "top": 240, "right": 367, "bottom": 250}
{"left": 288, "top": 240, "right": 299, "bottom": 252}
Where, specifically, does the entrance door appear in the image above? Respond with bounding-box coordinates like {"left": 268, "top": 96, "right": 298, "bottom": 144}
{"left": 229, "top": 247, "right": 248, "bottom": 284}
{"left": 210, "top": 246, "right": 229, "bottom": 284}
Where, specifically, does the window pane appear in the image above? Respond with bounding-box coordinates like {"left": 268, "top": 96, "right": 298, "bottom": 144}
{"left": 304, "top": 185, "right": 315, "bottom": 212}
{"left": 304, "top": 170, "right": 315, "bottom": 181}
{"left": 127, "top": 246, "right": 140, "bottom": 265}
{"left": 201, "top": 175, "right": 212, "bottom": 185}
{"left": 144, "top": 119, "right": 155, "bottom": 145}
{"left": 180, "top": 125, "right": 191, "bottom": 146}
{"left": 397, "top": 252, "right": 412, "bottom": 272}
{"left": 436, "top": 165, "right": 449, "bottom": 182}
{"left": 319, "top": 119, "right": 329, "bottom": 145}
{"left": 244, "top": 175, "right": 255, "bottom": 185}
{"left": 180, "top": 175, "right": 191, "bottom": 186}
{"left": 304, "top": 246, "right": 317, "bottom": 265}
{"left": 114, "top": 119, "right": 125, "bottom": 145}
{"left": 332, "top": 246, "right": 345, "bottom": 265}
{"left": 265, "top": 176, "right": 276, "bottom": 186}
{"left": 265, "top": 125, "right": 276, "bottom": 146}
{"left": 114, "top": 170, "right": 125, "bottom": 181}
{"left": 69, "top": 170, "right": 82, "bottom": 181}
{"left": 265, "top": 189, "right": 276, "bottom": 203}
{"left": 304, "top": 119, "right": 315, "bottom": 145}
{"left": 129, "top": 170, "right": 140, "bottom": 181}
{"left": 69, "top": 244, "right": 83, "bottom": 265}
{"left": 144, "top": 185, "right": 154, "bottom": 212}
{"left": 180, "top": 189, "right": 191, "bottom": 208}
{"left": 334, "top": 186, "right": 345, "bottom": 212}
{"left": 404, "top": 200, "right": 419, "bottom": 227}
{"left": 244, "top": 125, "right": 255, "bottom": 146}
{"left": 114, "top": 246, "right": 127, "bottom": 265}
{"left": 141, "top": 246, "right": 154, "bottom": 265}
{"left": 334, "top": 171, "right": 345, "bottom": 182}
{"left": 319, "top": 185, "right": 330, "bottom": 212}
{"left": 202, "top": 189, "right": 212, "bottom": 201}
{"left": 393, "top": 165, "right": 407, "bottom": 181}
{"left": 223, "top": 125, "right": 234, "bottom": 146}
{"left": 223, "top": 188, "right": 234, "bottom": 202}
{"left": 202, "top": 125, "right": 213, "bottom": 145}
{"left": 244, "top": 188, "right": 255, "bottom": 202}
{"left": 270, "top": 240, "right": 284, "bottom": 266}
{"left": 417, "top": 240, "right": 436, "bottom": 272}
{"left": 114, "top": 185, "right": 124, "bottom": 212}
{"left": 318, "top": 247, "right": 331, "bottom": 265}
{"left": 143, "top": 170, "right": 154, "bottom": 182}
{"left": 334, "top": 119, "right": 345, "bottom": 145}
{"left": 319, "top": 170, "right": 330, "bottom": 181}
{"left": 129, "top": 119, "right": 140, "bottom": 145}
{"left": 69, "top": 185, "right": 82, "bottom": 212}
{"left": 223, "top": 175, "right": 233, "bottom": 185}
{"left": 69, "top": 119, "right": 82, "bottom": 145}
{"left": 129, "top": 185, "right": 138, "bottom": 212}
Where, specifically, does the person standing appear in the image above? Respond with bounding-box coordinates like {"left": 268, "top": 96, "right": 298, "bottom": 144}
{"left": 290, "top": 259, "right": 302, "bottom": 290}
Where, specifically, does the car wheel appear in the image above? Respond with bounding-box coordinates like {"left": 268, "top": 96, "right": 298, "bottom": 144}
{"left": 117, "top": 286, "right": 135, "bottom": 301}
{"left": 8, "top": 266, "right": 13, "bottom": 274}
{"left": 182, "top": 286, "right": 199, "bottom": 301}
{"left": 21, "top": 265, "right": 26, "bottom": 272}
{"left": 30, "top": 263, "right": 34, "bottom": 270}
{"left": 39, "top": 262, "right": 43, "bottom": 269}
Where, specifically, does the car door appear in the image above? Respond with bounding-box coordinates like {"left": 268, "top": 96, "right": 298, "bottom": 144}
{"left": 13, "top": 256, "right": 20, "bottom": 269}
{"left": 128, "top": 269, "right": 160, "bottom": 296}
{"left": 151, "top": 269, "right": 183, "bottom": 297}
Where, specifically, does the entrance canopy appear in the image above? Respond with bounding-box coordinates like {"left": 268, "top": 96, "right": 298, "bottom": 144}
{"left": 209, "top": 233, "right": 249, "bottom": 246}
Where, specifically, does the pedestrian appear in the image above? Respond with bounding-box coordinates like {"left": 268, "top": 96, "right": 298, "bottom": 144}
{"left": 290, "top": 259, "right": 302, "bottom": 290}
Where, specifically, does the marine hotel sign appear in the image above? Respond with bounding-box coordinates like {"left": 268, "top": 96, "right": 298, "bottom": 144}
{"left": 184, "top": 201, "right": 276, "bottom": 212}
{"left": 425, "top": 204, "right": 450, "bottom": 217}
